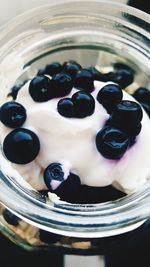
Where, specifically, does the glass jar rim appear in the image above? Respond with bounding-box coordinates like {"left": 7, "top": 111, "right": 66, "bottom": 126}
{"left": 0, "top": 0, "right": 150, "bottom": 238}
{"left": 0, "top": 0, "right": 150, "bottom": 39}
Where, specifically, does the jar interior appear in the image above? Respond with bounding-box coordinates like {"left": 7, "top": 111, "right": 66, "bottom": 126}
{"left": 2, "top": 38, "right": 149, "bottom": 203}
{"left": 0, "top": 1, "right": 150, "bottom": 239}
{"left": 13, "top": 40, "right": 150, "bottom": 90}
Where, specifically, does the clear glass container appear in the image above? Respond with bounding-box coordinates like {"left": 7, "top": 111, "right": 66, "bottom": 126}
{"left": 0, "top": 0, "right": 150, "bottom": 256}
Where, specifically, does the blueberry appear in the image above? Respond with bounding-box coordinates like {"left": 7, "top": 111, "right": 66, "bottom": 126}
{"left": 74, "top": 69, "right": 94, "bottom": 92}
{"left": 8, "top": 80, "right": 28, "bottom": 100}
{"left": 44, "top": 62, "right": 63, "bottom": 76}
{"left": 112, "top": 100, "right": 143, "bottom": 126}
{"left": 44, "top": 163, "right": 64, "bottom": 191}
{"left": 96, "top": 126, "right": 129, "bottom": 160}
{"left": 121, "top": 123, "right": 142, "bottom": 138}
{"left": 0, "top": 101, "right": 26, "bottom": 128}
{"left": 55, "top": 173, "right": 81, "bottom": 202}
{"left": 8, "top": 85, "right": 21, "bottom": 100}
{"left": 39, "top": 229, "right": 60, "bottom": 243}
{"left": 50, "top": 73, "right": 73, "bottom": 97}
{"left": 63, "top": 60, "right": 81, "bottom": 77}
{"left": 87, "top": 66, "right": 103, "bottom": 80}
{"left": 106, "top": 118, "right": 142, "bottom": 139}
{"left": 106, "top": 118, "right": 142, "bottom": 137}
{"left": 3, "top": 209, "right": 21, "bottom": 226}
{"left": 87, "top": 67, "right": 112, "bottom": 82}
{"left": 97, "top": 84, "right": 123, "bottom": 114}
{"left": 132, "top": 87, "right": 150, "bottom": 104}
{"left": 58, "top": 92, "right": 95, "bottom": 118}
{"left": 57, "top": 98, "right": 75, "bottom": 118}
{"left": 111, "top": 69, "right": 134, "bottom": 88}
{"left": 3, "top": 128, "right": 40, "bottom": 164}
{"left": 29, "top": 75, "right": 52, "bottom": 102}
{"left": 113, "top": 62, "right": 134, "bottom": 74}
{"left": 37, "top": 63, "right": 63, "bottom": 76}
{"left": 101, "top": 72, "right": 116, "bottom": 82}
{"left": 72, "top": 91, "right": 95, "bottom": 118}
{"left": 141, "top": 102, "right": 150, "bottom": 117}
{"left": 37, "top": 68, "right": 46, "bottom": 76}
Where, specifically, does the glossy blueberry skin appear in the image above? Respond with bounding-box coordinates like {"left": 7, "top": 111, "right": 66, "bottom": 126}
{"left": 50, "top": 73, "right": 73, "bottom": 97}
{"left": 96, "top": 126, "right": 129, "bottom": 160}
{"left": 45, "top": 62, "right": 63, "bottom": 76}
{"left": 55, "top": 173, "right": 81, "bottom": 202}
{"left": 141, "top": 102, "right": 150, "bottom": 117}
{"left": 38, "top": 62, "right": 63, "bottom": 77}
{"left": 37, "top": 68, "right": 45, "bottom": 76}
{"left": 113, "top": 62, "right": 134, "bottom": 74}
{"left": 88, "top": 68, "right": 115, "bottom": 83}
{"left": 0, "top": 101, "right": 26, "bottom": 128}
{"left": 29, "top": 75, "right": 52, "bottom": 102}
{"left": 112, "top": 100, "right": 143, "bottom": 126}
{"left": 44, "top": 163, "right": 64, "bottom": 191}
{"left": 111, "top": 69, "right": 134, "bottom": 89}
{"left": 120, "top": 123, "right": 142, "bottom": 138}
{"left": 133, "top": 87, "right": 150, "bottom": 104}
{"left": 74, "top": 69, "right": 94, "bottom": 92}
{"left": 63, "top": 60, "right": 81, "bottom": 77}
{"left": 72, "top": 91, "right": 95, "bottom": 118}
{"left": 106, "top": 118, "right": 142, "bottom": 138}
{"left": 88, "top": 66, "right": 103, "bottom": 80}
{"left": 87, "top": 67, "right": 113, "bottom": 83}
{"left": 3, "top": 209, "right": 21, "bottom": 226}
{"left": 57, "top": 98, "right": 75, "bottom": 118}
{"left": 97, "top": 84, "right": 123, "bottom": 114}
{"left": 3, "top": 128, "right": 40, "bottom": 164}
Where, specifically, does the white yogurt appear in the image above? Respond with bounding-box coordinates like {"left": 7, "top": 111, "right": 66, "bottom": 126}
{"left": 0, "top": 80, "right": 150, "bottom": 194}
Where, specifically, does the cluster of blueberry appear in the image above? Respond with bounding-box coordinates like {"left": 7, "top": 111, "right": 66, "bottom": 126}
{"left": 30, "top": 62, "right": 97, "bottom": 118}
{"left": 0, "top": 60, "right": 149, "bottom": 204}
{"left": 29, "top": 73, "right": 73, "bottom": 102}
{"left": 0, "top": 101, "right": 40, "bottom": 164}
{"left": 96, "top": 83, "right": 143, "bottom": 159}
{"left": 28, "top": 61, "right": 136, "bottom": 120}
{"left": 88, "top": 62, "right": 134, "bottom": 89}
{"left": 8, "top": 60, "right": 134, "bottom": 113}
{"left": 57, "top": 91, "right": 95, "bottom": 118}
{"left": 38, "top": 61, "right": 134, "bottom": 91}
{"left": 0, "top": 60, "right": 135, "bottom": 166}
{"left": 6, "top": 61, "right": 135, "bottom": 123}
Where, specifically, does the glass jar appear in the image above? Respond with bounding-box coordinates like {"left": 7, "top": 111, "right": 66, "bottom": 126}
{"left": 0, "top": 0, "right": 150, "bottom": 257}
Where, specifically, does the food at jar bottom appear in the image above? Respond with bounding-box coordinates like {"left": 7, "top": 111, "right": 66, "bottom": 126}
{"left": 1, "top": 205, "right": 150, "bottom": 252}
{"left": 0, "top": 60, "right": 150, "bottom": 206}
{"left": 0, "top": 206, "right": 93, "bottom": 250}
